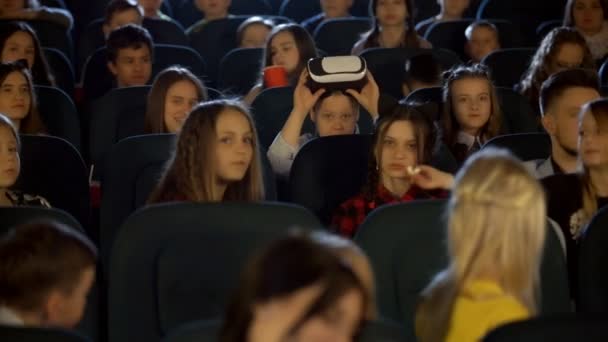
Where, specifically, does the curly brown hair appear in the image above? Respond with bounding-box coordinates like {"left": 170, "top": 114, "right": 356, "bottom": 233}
{"left": 519, "top": 27, "right": 595, "bottom": 110}
{"left": 147, "top": 99, "right": 265, "bottom": 203}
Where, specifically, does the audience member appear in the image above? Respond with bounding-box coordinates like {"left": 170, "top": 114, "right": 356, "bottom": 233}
{"left": 267, "top": 70, "right": 380, "bottom": 178}
{"left": 464, "top": 20, "right": 500, "bottom": 63}
{"left": 244, "top": 24, "right": 318, "bottom": 105}
{"left": 332, "top": 103, "right": 447, "bottom": 237}
{"left": 0, "top": 221, "right": 96, "bottom": 327}
{"left": 0, "top": 113, "right": 49, "bottom": 207}
{"left": 220, "top": 231, "right": 368, "bottom": 342}
{"left": 138, "top": 0, "right": 172, "bottom": 20}
{"left": 301, "top": 0, "right": 354, "bottom": 35}
{"left": 543, "top": 98, "right": 608, "bottom": 289}
{"left": 441, "top": 64, "right": 502, "bottom": 166}
{"left": 0, "top": 21, "right": 54, "bottom": 86}
{"left": 236, "top": 16, "right": 274, "bottom": 49}
{"left": 524, "top": 68, "right": 601, "bottom": 178}
{"left": 103, "top": 0, "right": 144, "bottom": 38}
{"left": 148, "top": 99, "right": 265, "bottom": 203}
{"left": 106, "top": 24, "right": 153, "bottom": 89}
{"left": 563, "top": 0, "right": 608, "bottom": 62}
{"left": 144, "top": 66, "right": 208, "bottom": 134}
{"left": 352, "top": 0, "right": 431, "bottom": 55}
{"left": 416, "top": 148, "right": 546, "bottom": 342}
{"left": 518, "top": 27, "right": 595, "bottom": 113}
{"left": 186, "top": 0, "right": 233, "bottom": 34}
{"left": 416, "top": 0, "right": 471, "bottom": 36}
{"left": 0, "top": 61, "right": 46, "bottom": 135}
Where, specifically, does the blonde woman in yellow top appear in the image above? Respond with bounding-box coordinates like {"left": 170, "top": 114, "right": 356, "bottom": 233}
{"left": 412, "top": 148, "right": 547, "bottom": 342}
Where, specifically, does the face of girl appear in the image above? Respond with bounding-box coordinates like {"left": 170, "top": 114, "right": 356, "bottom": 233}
{"left": 312, "top": 93, "right": 358, "bottom": 137}
{"left": 379, "top": 120, "right": 418, "bottom": 180}
{"left": 1, "top": 31, "right": 35, "bottom": 69}
{"left": 376, "top": 0, "right": 408, "bottom": 27}
{"left": 163, "top": 80, "right": 199, "bottom": 133}
{"left": 579, "top": 110, "right": 608, "bottom": 169}
{"left": 0, "top": 125, "right": 19, "bottom": 189}
{"left": 214, "top": 108, "right": 254, "bottom": 184}
{"left": 451, "top": 77, "right": 492, "bottom": 136}
{"left": 270, "top": 31, "right": 300, "bottom": 75}
{"left": 0, "top": 0, "right": 24, "bottom": 12}
{"left": 290, "top": 288, "right": 364, "bottom": 342}
{"left": 0, "top": 71, "right": 30, "bottom": 124}
{"left": 572, "top": 0, "right": 604, "bottom": 34}
{"left": 549, "top": 43, "right": 585, "bottom": 75}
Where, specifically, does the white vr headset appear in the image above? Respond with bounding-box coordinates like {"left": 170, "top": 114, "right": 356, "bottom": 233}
{"left": 306, "top": 56, "right": 368, "bottom": 92}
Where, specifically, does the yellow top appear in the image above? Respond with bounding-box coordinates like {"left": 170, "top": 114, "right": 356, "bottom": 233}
{"left": 445, "top": 280, "right": 530, "bottom": 342}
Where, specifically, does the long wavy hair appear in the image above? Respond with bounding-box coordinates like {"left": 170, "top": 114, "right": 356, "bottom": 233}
{"left": 519, "top": 27, "right": 595, "bottom": 109}
{"left": 416, "top": 148, "right": 546, "bottom": 342}
{"left": 441, "top": 63, "right": 502, "bottom": 149}
{"left": 147, "top": 99, "right": 264, "bottom": 203}
{"left": 0, "top": 60, "right": 46, "bottom": 134}
{"left": 362, "top": 102, "right": 437, "bottom": 201}
{"left": 144, "top": 66, "right": 208, "bottom": 133}
{"left": 357, "top": 0, "right": 421, "bottom": 51}
{"left": 0, "top": 21, "right": 55, "bottom": 87}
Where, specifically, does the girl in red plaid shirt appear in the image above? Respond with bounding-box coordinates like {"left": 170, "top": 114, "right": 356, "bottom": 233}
{"left": 332, "top": 103, "right": 454, "bottom": 237}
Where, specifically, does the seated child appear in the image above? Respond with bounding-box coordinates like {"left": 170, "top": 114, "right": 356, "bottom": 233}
{"left": 465, "top": 20, "right": 501, "bottom": 63}
{"left": 106, "top": 24, "right": 153, "bottom": 89}
{"left": 0, "top": 221, "right": 96, "bottom": 327}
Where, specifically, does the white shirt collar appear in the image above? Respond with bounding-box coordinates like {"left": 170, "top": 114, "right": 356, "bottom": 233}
{"left": 0, "top": 306, "right": 25, "bottom": 326}
{"left": 456, "top": 131, "right": 482, "bottom": 149}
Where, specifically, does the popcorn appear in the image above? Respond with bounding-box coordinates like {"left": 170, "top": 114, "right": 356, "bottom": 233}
{"left": 407, "top": 165, "right": 421, "bottom": 175}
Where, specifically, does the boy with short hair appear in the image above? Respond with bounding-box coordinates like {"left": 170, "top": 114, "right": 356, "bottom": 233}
{"left": 106, "top": 24, "right": 153, "bottom": 88}
{"left": 0, "top": 221, "right": 97, "bottom": 328}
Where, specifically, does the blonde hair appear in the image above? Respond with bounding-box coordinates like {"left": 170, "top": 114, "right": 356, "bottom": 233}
{"left": 416, "top": 148, "right": 547, "bottom": 342}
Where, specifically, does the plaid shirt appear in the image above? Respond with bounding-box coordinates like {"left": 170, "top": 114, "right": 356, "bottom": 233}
{"left": 331, "top": 185, "right": 445, "bottom": 238}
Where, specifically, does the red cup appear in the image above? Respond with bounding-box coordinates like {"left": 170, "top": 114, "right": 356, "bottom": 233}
{"left": 263, "top": 66, "right": 288, "bottom": 88}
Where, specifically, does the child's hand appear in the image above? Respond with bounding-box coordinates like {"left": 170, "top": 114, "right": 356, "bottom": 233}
{"left": 346, "top": 72, "right": 380, "bottom": 120}
{"left": 409, "top": 165, "right": 454, "bottom": 190}
{"left": 248, "top": 282, "right": 325, "bottom": 342}
{"left": 292, "top": 70, "right": 325, "bottom": 117}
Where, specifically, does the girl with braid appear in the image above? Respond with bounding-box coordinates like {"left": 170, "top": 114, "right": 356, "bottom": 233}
{"left": 147, "top": 99, "right": 265, "bottom": 203}
{"left": 332, "top": 103, "right": 449, "bottom": 237}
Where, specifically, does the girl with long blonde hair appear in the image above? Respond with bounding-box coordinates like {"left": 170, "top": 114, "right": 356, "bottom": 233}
{"left": 416, "top": 148, "right": 547, "bottom": 342}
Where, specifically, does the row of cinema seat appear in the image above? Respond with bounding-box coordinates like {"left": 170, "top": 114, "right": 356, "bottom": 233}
{"left": 4, "top": 193, "right": 608, "bottom": 341}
